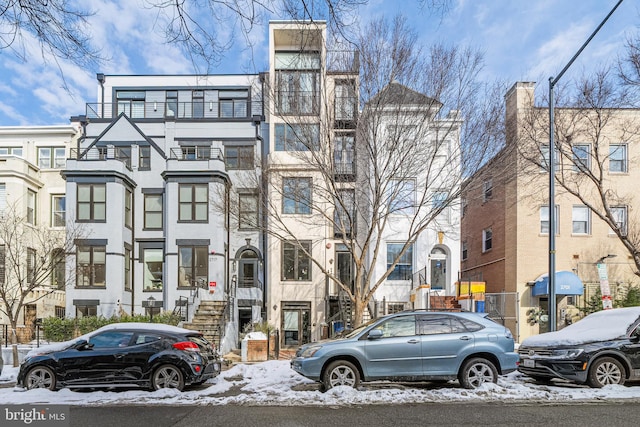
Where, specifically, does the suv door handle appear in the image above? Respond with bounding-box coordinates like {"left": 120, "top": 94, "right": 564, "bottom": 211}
{"left": 407, "top": 339, "right": 420, "bottom": 344}
{"left": 459, "top": 336, "right": 472, "bottom": 341}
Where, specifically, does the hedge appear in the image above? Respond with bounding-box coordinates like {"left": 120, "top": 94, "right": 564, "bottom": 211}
{"left": 42, "top": 313, "right": 182, "bottom": 342}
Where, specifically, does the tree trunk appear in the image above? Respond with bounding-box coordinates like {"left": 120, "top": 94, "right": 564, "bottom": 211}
{"left": 10, "top": 324, "right": 19, "bottom": 367}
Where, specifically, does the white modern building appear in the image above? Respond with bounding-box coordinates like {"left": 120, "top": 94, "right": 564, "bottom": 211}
{"left": 63, "top": 74, "right": 266, "bottom": 349}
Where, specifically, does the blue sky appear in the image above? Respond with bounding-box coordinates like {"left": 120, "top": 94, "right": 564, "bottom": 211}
{"left": 0, "top": 0, "right": 637, "bottom": 126}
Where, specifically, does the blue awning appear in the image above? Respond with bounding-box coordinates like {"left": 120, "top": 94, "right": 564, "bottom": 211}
{"left": 531, "top": 271, "right": 584, "bottom": 297}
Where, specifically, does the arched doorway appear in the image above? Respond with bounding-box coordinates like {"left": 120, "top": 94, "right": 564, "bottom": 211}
{"left": 430, "top": 247, "right": 448, "bottom": 291}
{"left": 237, "top": 249, "right": 260, "bottom": 334}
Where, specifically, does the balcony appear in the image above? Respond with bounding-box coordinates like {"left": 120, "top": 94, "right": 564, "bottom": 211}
{"left": 169, "top": 147, "right": 223, "bottom": 161}
{"left": 85, "top": 101, "right": 263, "bottom": 120}
{"left": 70, "top": 147, "right": 132, "bottom": 170}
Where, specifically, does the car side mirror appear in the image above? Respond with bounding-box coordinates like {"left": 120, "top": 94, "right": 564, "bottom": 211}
{"left": 367, "top": 329, "right": 383, "bottom": 340}
{"left": 74, "top": 340, "right": 94, "bottom": 350}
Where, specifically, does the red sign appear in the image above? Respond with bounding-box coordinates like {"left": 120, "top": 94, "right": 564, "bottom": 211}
{"left": 209, "top": 281, "right": 217, "bottom": 294}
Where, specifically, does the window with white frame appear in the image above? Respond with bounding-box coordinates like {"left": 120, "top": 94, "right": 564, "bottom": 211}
{"left": 432, "top": 191, "right": 449, "bottom": 221}
{"left": 609, "top": 144, "right": 627, "bottom": 173}
{"left": 540, "top": 144, "right": 560, "bottom": 171}
{"left": 27, "top": 189, "right": 37, "bottom": 225}
{"left": 482, "top": 229, "right": 492, "bottom": 252}
{"left": 386, "top": 243, "right": 413, "bottom": 280}
{"left": 0, "top": 147, "right": 23, "bottom": 157}
{"left": 540, "top": 205, "right": 559, "bottom": 234}
{"left": 283, "top": 177, "right": 312, "bottom": 214}
{"left": 483, "top": 179, "right": 493, "bottom": 202}
{"left": 610, "top": 206, "right": 627, "bottom": 236}
{"left": 572, "top": 205, "right": 590, "bottom": 234}
{"left": 38, "top": 147, "right": 66, "bottom": 169}
{"left": 572, "top": 144, "right": 590, "bottom": 172}
{"left": 461, "top": 241, "right": 468, "bottom": 260}
{"left": 51, "top": 195, "right": 65, "bottom": 227}
{"left": 388, "top": 179, "right": 415, "bottom": 214}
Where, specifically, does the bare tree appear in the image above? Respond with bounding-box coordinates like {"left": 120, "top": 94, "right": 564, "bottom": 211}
{"left": 0, "top": 0, "right": 102, "bottom": 68}
{"left": 517, "top": 69, "right": 640, "bottom": 276}
{"left": 0, "top": 204, "right": 83, "bottom": 364}
{"left": 222, "top": 16, "right": 504, "bottom": 327}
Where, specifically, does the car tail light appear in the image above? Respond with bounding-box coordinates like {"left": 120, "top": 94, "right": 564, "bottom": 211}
{"left": 194, "top": 365, "right": 201, "bottom": 373}
{"left": 173, "top": 341, "right": 199, "bottom": 352}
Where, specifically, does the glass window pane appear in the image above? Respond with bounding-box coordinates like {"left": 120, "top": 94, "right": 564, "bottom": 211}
{"left": 94, "top": 186, "right": 106, "bottom": 202}
{"left": 180, "top": 186, "right": 192, "bottom": 202}
{"left": 195, "top": 185, "right": 207, "bottom": 202}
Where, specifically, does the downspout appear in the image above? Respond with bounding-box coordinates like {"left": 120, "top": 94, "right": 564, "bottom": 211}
{"left": 258, "top": 72, "right": 268, "bottom": 320}
{"left": 97, "top": 73, "right": 105, "bottom": 118}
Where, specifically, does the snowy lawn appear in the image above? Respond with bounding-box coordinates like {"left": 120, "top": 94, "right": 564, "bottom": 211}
{"left": 3, "top": 360, "right": 640, "bottom": 406}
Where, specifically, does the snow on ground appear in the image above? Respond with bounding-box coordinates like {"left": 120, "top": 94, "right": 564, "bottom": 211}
{"left": 2, "top": 360, "right": 640, "bottom": 406}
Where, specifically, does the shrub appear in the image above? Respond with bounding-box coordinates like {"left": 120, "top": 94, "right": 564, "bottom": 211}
{"left": 41, "top": 311, "right": 182, "bottom": 342}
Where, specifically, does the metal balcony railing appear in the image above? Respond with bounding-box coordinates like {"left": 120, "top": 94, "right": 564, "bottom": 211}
{"left": 86, "top": 100, "right": 262, "bottom": 120}
{"left": 168, "top": 147, "right": 223, "bottom": 161}
{"left": 70, "top": 147, "right": 132, "bottom": 169}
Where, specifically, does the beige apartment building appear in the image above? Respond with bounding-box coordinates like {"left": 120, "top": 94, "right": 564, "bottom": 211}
{"left": 0, "top": 125, "right": 80, "bottom": 342}
{"left": 461, "top": 82, "right": 640, "bottom": 342}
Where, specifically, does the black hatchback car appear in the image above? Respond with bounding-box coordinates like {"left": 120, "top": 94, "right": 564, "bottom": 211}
{"left": 17, "top": 323, "right": 221, "bottom": 391}
{"left": 518, "top": 307, "right": 640, "bottom": 387}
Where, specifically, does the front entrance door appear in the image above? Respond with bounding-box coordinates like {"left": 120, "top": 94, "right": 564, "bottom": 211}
{"left": 281, "top": 302, "right": 311, "bottom": 347}
{"left": 336, "top": 249, "right": 354, "bottom": 293}
{"left": 430, "top": 247, "right": 447, "bottom": 290}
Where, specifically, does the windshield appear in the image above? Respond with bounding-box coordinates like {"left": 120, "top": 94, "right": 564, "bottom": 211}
{"left": 343, "top": 318, "right": 377, "bottom": 339}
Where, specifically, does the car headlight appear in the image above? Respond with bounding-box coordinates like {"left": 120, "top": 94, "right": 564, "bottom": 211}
{"left": 300, "top": 345, "right": 322, "bottom": 358}
{"left": 550, "top": 349, "right": 584, "bottom": 359}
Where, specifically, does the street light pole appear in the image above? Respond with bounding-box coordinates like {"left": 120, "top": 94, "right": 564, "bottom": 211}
{"left": 547, "top": 0, "right": 623, "bottom": 332}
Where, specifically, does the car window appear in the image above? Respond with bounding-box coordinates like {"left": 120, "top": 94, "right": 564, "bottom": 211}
{"left": 417, "top": 315, "right": 452, "bottom": 335}
{"left": 134, "top": 334, "right": 162, "bottom": 345}
{"left": 458, "top": 317, "right": 484, "bottom": 332}
{"left": 373, "top": 315, "right": 416, "bottom": 338}
{"left": 89, "top": 331, "right": 135, "bottom": 348}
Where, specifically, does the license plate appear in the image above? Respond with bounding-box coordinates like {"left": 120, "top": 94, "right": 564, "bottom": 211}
{"left": 523, "top": 359, "right": 535, "bottom": 368}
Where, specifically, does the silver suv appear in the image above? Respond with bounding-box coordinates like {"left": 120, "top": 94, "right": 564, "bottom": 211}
{"left": 291, "top": 311, "right": 518, "bottom": 390}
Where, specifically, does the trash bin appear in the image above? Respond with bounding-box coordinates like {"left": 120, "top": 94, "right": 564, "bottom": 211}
{"left": 475, "top": 301, "right": 485, "bottom": 313}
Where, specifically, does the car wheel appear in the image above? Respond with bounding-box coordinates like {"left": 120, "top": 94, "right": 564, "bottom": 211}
{"left": 458, "top": 357, "right": 498, "bottom": 389}
{"left": 323, "top": 360, "right": 360, "bottom": 390}
{"left": 587, "top": 357, "right": 625, "bottom": 388}
{"left": 152, "top": 364, "right": 185, "bottom": 391}
{"left": 25, "top": 366, "right": 56, "bottom": 391}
